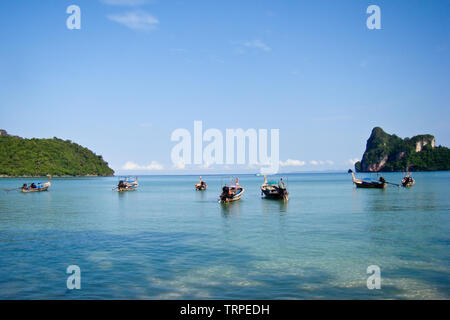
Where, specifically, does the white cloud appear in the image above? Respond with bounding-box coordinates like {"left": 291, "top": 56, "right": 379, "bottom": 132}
{"left": 100, "top": 0, "right": 148, "bottom": 6}
{"left": 347, "top": 158, "right": 360, "bottom": 165}
{"left": 310, "top": 160, "right": 334, "bottom": 166}
{"left": 173, "top": 160, "right": 185, "bottom": 170}
{"left": 243, "top": 40, "right": 271, "bottom": 52}
{"left": 246, "top": 161, "right": 273, "bottom": 169}
{"left": 108, "top": 11, "right": 159, "bottom": 30}
{"left": 280, "top": 159, "right": 306, "bottom": 167}
{"left": 122, "top": 161, "right": 163, "bottom": 170}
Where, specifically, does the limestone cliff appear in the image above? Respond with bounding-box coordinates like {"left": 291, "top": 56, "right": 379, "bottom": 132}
{"left": 355, "top": 127, "right": 449, "bottom": 172}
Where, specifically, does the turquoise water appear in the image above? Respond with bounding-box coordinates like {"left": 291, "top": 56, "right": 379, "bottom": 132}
{"left": 0, "top": 172, "right": 449, "bottom": 299}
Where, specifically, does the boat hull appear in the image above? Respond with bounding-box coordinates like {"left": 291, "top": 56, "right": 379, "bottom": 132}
{"left": 219, "top": 188, "right": 245, "bottom": 203}
{"left": 22, "top": 187, "right": 49, "bottom": 193}
{"left": 118, "top": 187, "right": 137, "bottom": 192}
{"left": 354, "top": 181, "right": 386, "bottom": 189}
{"left": 220, "top": 195, "right": 242, "bottom": 203}
{"left": 261, "top": 187, "right": 289, "bottom": 200}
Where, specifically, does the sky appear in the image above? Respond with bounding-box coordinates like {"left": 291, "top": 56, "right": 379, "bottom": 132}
{"left": 0, "top": 0, "right": 449, "bottom": 175}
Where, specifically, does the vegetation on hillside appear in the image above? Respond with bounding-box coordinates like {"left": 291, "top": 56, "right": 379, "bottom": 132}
{"left": 0, "top": 132, "right": 114, "bottom": 176}
{"left": 355, "top": 127, "right": 450, "bottom": 172}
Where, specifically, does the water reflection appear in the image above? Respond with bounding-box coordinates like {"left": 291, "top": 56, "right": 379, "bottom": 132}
{"left": 220, "top": 201, "right": 241, "bottom": 218}
{"left": 261, "top": 198, "right": 288, "bottom": 215}
{"left": 195, "top": 190, "right": 206, "bottom": 201}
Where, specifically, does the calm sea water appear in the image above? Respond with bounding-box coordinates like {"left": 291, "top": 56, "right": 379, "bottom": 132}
{"left": 0, "top": 172, "right": 449, "bottom": 299}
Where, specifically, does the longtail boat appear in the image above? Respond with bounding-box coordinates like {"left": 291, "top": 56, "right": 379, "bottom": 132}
{"left": 219, "top": 178, "right": 244, "bottom": 203}
{"left": 401, "top": 172, "right": 415, "bottom": 187}
{"left": 195, "top": 176, "right": 207, "bottom": 191}
{"left": 348, "top": 169, "right": 386, "bottom": 189}
{"left": 116, "top": 176, "right": 138, "bottom": 192}
{"left": 21, "top": 177, "right": 51, "bottom": 193}
{"left": 260, "top": 175, "right": 289, "bottom": 201}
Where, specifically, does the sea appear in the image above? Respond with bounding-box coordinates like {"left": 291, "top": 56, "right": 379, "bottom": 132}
{"left": 0, "top": 172, "right": 449, "bottom": 299}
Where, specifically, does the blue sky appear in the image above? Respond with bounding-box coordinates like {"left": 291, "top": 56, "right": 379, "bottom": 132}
{"left": 0, "top": 0, "right": 449, "bottom": 174}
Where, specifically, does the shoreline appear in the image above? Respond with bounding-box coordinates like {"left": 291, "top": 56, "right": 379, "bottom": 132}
{"left": 0, "top": 174, "right": 114, "bottom": 178}
{"left": 1, "top": 171, "right": 449, "bottom": 178}
{"left": 355, "top": 170, "right": 450, "bottom": 173}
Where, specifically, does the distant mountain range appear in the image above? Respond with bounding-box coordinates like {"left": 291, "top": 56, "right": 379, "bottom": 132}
{"left": 355, "top": 127, "right": 450, "bottom": 172}
{"left": 0, "top": 130, "right": 114, "bottom": 177}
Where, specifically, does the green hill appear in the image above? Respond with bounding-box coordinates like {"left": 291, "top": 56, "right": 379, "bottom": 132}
{"left": 355, "top": 127, "right": 450, "bottom": 172}
{"left": 0, "top": 130, "right": 114, "bottom": 177}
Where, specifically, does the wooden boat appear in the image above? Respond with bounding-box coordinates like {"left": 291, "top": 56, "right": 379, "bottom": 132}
{"left": 401, "top": 173, "right": 415, "bottom": 187}
{"left": 219, "top": 178, "right": 244, "bottom": 203}
{"left": 117, "top": 176, "right": 138, "bottom": 192}
{"left": 21, "top": 177, "right": 51, "bottom": 193}
{"left": 349, "top": 169, "right": 386, "bottom": 189}
{"left": 195, "top": 176, "right": 207, "bottom": 191}
{"left": 260, "top": 175, "right": 289, "bottom": 201}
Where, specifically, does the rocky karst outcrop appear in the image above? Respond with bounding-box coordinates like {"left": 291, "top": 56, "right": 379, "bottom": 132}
{"left": 355, "top": 127, "right": 449, "bottom": 172}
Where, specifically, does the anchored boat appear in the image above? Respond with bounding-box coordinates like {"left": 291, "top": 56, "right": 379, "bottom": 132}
{"left": 195, "top": 176, "right": 207, "bottom": 191}
{"left": 21, "top": 177, "right": 51, "bottom": 193}
{"left": 401, "top": 172, "right": 415, "bottom": 187}
{"left": 261, "top": 175, "right": 289, "bottom": 201}
{"left": 348, "top": 169, "right": 386, "bottom": 189}
{"left": 219, "top": 178, "right": 244, "bottom": 203}
{"left": 116, "top": 176, "right": 138, "bottom": 192}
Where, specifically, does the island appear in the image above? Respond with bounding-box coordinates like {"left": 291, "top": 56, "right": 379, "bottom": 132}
{"left": 354, "top": 127, "right": 450, "bottom": 172}
{"left": 0, "top": 129, "right": 114, "bottom": 177}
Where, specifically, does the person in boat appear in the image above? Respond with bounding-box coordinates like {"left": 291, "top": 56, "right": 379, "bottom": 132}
{"left": 220, "top": 186, "right": 235, "bottom": 202}
{"left": 30, "top": 183, "right": 36, "bottom": 189}
{"left": 379, "top": 177, "right": 386, "bottom": 184}
{"left": 235, "top": 178, "right": 240, "bottom": 186}
{"left": 22, "top": 183, "right": 28, "bottom": 190}
{"left": 199, "top": 176, "right": 207, "bottom": 188}
{"left": 278, "top": 178, "right": 286, "bottom": 190}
